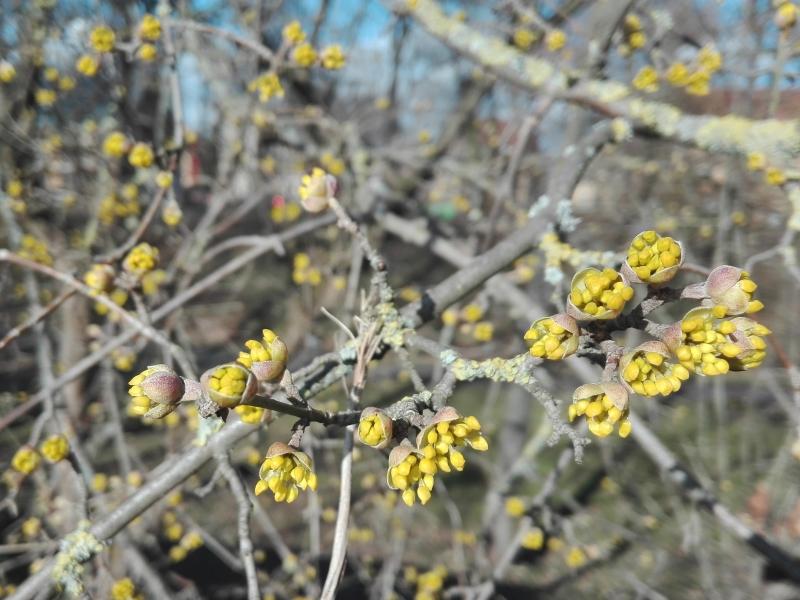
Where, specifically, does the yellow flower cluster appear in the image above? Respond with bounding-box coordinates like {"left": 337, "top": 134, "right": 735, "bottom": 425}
{"left": 292, "top": 253, "right": 322, "bottom": 286}
{"left": 776, "top": 1, "right": 798, "bottom": 29}
{"left": 673, "top": 310, "right": 742, "bottom": 376}
{"left": 76, "top": 54, "right": 99, "bottom": 76}
{"left": 357, "top": 409, "right": 392, "bottom": 448}
{"left": 397, "top": 412, "right": 487, "bottom": 507}
{"left": 103, "top": 131, "right": 128, "bottom": 157}
{"left": 622, "top": 344, "right": 690, "bottom": 397}
{"left": 271, "top": 199, "right": 302, "bottom": 223}
{"left": 292, "top": 43, "right": 317, "bottom": 67}
{"left": 414, "top": 565, "right": 447, "bottom": 600}
{"left": 18, "top": 235, "right": 53, "bottom": 266}
{"left": 568, "top": 268, "right": 634, "bottom": 318}
{"left": 40, "top": 435, "right": 69, "bottom": 462}
{"left": 521, "top": 526, "right": 545, "bottom": 550}
{"left": 161, "top": 198, "right": 182, "bottom": 227}
{"left": 110, "top": 578, "right": 143, "bottom": 600}
{"left": 633, "top": 65, "right": 658, "bottom": 93}
{"left": 321, "top": 45, "right": 346, "bottom": 69}
{"left": 234, "top": 405, "right": 266, "bottom": 424}
{"left": 569, "top": 383, "right": 631, "bottom": 438}
{"left": 84, "top": 263, "right": 115, "bottom": 293}
{"left": 90, "top": 25, "right": 115, "bottom": 53}
{"left": 99, "top": 193, "right": 140, "bottom": 226}
{"left": 524, "top": 315, "right": 578, "bottom": 359}
{"left": 123, "top": 242, "right": 159, "bottom": 276}
{"left": 282, "top": 20, "right": 306, "bottom": 44}
{"left": 95, "top": 288, "right": 128, "bottom": 316}
{"left": 249, "top": 72, "right": 284, "bottom": 103}
{"left": 664, "top": 45, "right": 722, "bottom": 96}
{"left": 137, "top": 44, "right": 157, "bottom": 62}
{"left": 727, "top": 319, "right": 771, "bottom": 370}
{"left": 621, "top": 14, "right": 646, "bottom": 53}
{"left": 513, "top": 27, "right": 537, "bottom": 50}
{"left": 6, "top": 179, "right": 23, "bottom": 198}
{"left": 35, "top": 88, "right": 57, "bottom": 106}
{"left": 545, "top": 29, "right": 566, "bottom": 52}
{"left": 320, "top": 152, "right": 345, "bottom": 176}
{"left": 624, "top": 230, "right": 681, "bottom": 283}
{"left": 255, "top": 445, "right": 318, "bottom": 503}
{"left": 139, "top": 15, "right": 161, "bottom": 40}
{"left": 11, "top": 446, "right": 40, "bottom": 474}
{"left": 0, "top": 60, "right": 16, "bottom": 82}
{"left": 207, "top": 365, "right": 247, "bottom": 397}
{"left": 128, "top": 142, "right": 154, "bottom": 168}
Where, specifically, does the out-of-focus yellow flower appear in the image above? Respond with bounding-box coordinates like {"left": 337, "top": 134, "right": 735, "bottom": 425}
{"left": 292, "top": 43, "right": 317, "bottom": 67}
{"left": 139, "top": 14, "right": 161, "bottom": 40}
{"left": 12, "top": 446, "right": 40, "bottom": 475}
{"left": 282, "top": 20, "right": 306, "bottom": 44}
{"left": 633, "top": 65, "right": 658, "bottom": 92}
{"left": 137, "top": 43, "right": 157, "bottom": 62}
{"left": 123, "top": 243, "right": 159, "bottom": 276}
{"left": 90, "top": 25, "right": 116, "bottom": 53}
{"left": 35, "top": 88, "right": 57, "bottom": 106}
{"left": 255, "top": 443, "right": 318, "bottom": 503}
{"left": 0, "top": 60, "right": 16, "bottom": 83}
{"left": 128, "top": 142, "right": 154, "bottom": 168}
{"left": 76, "top": 54, "right": 99, "bottom": 76}
{"left": 513, "top": 27, "right": 537, "bottom": 50}
{"left": 545, "top": 29, "right": 566, "bottom": 51}
{"left": 39, "top": 435, "right": 70, "bottom": 462}
{"left": 321, "top": 45, "right": 346, "bottom": 69}
{"left": 103, "top": 131, "right": 128, "bottom": 157}
{"left": 249, "top": 72, "right": 284, "bottom": 103}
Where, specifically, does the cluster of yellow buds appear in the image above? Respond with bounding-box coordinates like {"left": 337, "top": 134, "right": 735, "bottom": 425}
{"left": 0, "top": 60, "right": 16, "bottom": 83}
{"left": 545, "top": 29, "right": 566, "bottom": 52}
{"left": 282, "top": 20, "right": 306, "bottom": 44}
{"left": 161, "top": 197, "right": 182, "bottom": 227}
{"left": 292, "top": 43, "right": 318, "bottom": 67}
{"left": 357, "top": 407, "right": 393, "bottom": 449}
{"left": 776, "top": 1, "right": 798, "bottom": 29}
{"left": 570, "top": 383, "right": 631, "bottom": 438}
{"left": 98, "top": 193, "right": 140, "bottom": 226}
{"left": 298, "top": 167, "right": 336, "bottom": 212}
{"left": 292, "top": 253, "right": 322, "bottom": 286}
{"left": 386, "top": 441, "right": 430, "bottom": 506}
{"left": 619, "top": 13, "right": 646, "bottom": 54}
{"left": 76, "top": 54, "right": 100, "bottom": 76}
{"left": 128, "top": 142, "right": 154, "bottom": 168}
{"left": 321, "top": 45, "right": 346, "bottom": 70}
{"left": 567, "top": 268, "right": 634, "bottom": 320}
{"left": 84, "top": 263, "right": 115, "bottom": 294}
{"left": 123, "top": 242, "right": 159, "bottom": 276}
{"left": 18, "top": 235, "right": 53, "bottom": 266}
{"left": 110, "top": 577, "right": 143, "bottom": 600}
{"left": 524, "top": 314, "right": 579, "bottom": 359}
{"left": 665, "top": 308, "right": 741, "bottom": 376}
{"left": 236, "top": 328, "right": 288, "bottom": 382}
{"left": 89, "top": 25, "right": 115, "bottom": 53}
{"left": 102, "top": 131, "right": 128, "bottom": 157}
{"left": 11, "top": 446, "right": 40, "bottom": 475}
{"left": 248, "top": 72, "right": 284, "bottom": 103}
{"left": 255, "top": 442, "right": 318, "bottom": 503}
{"left": 128, "top": 364, "right": 188, "bottom": 418}
{"left": 39, "top": 434, "right": 70, "bottom": 462}
{"left": 234, "top": 405, "right": 267, "bottom": 424}
{"left": 622, "top": 230, "right": 683, "bottom": 284}
{"left": 725, "top": 318, "right": 771, "bottom": 370}
{"left": 633, "top": 65, "right": 658, "bottom": 93}
{"left": 512, "top": 27, "right": 538, "bottom": 51}
{"left": 201, "top": 363, "right": 256, "bottom": 409}
{"left": 139, "top": 14, "right": 161, "bottom": 40}
{"left": 270, "top": 195, "right": 302, "bottom": 223}
{"left": 621, "top": 341, "right": 690, "bottom": 397}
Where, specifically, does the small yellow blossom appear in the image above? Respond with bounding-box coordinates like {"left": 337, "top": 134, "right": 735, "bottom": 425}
{"left": 566, "top": 547, "right": 587, "bottom": 569}
{"left": 765, "top": 166, "right": 786, "bottom": 186}
{"left": 103, "top": 131, "right": 128, "bottom": 157}
{"left": 321, "top": 45, "right": 346, "bottom": 69}
{"left": 685, "top": 69, "right": 711, "bottom": 96}
{"left": 91, "top": 473, "right": 109, "bottom": 493}
{"left": 624, "top": 230, "right": 682, "bottom": 283}
{"left": 234, "top": 405, "right": 266, "bottom": 424}
{"left": 90, "top": 25, "right": 116, "bottom": 53}
{"left": 6, "top": 179, "right": 23, "bottom": 198}
{"left": 255, "top": 443, "right": 318, "bottom": 503}
{"left": 622, "top": 342, "right": 689, "bottom": 397}
{"left": 441, "top": 308, "right": 459, "bottom": 327}
{"left": 568, "top": 268, "right": 634, "bottom": 319}
{"left": 505, "top": 496, "right": 526, "bottom": 517}
{"left": 357, "top": 408, "right": 392, "bottom": 448}
{"left": 59, "top": 76, "right": 76, "bottom": 91}
{"left": 521, "top": 527, "right": 544, "bottom": 550}
{"left": 570, "top": 382, "right": 631, "bottom": 438}
{"left": 512, "top": 28, "right": 537, "bottom": 50}
{"left": 113, "top": 348, "right": 136, "bottom": 372}
{"left": 249, "top": 72, "right": 284, "bottom": 103}
{"left": 298, "top": 167, "right": 335, "bottom": 212}
{"left": 35, "top": 88, "right": 57, "bottom": 106}
{"left": 76, "top": 54, "right": 100, "bottom": 76}
{"left": 11, "top": 446, "right": 40, "bottom": 475}
{"left": 155, "top": 171, "right": 173, "bottom": 189}
{"left": 697, "top": 45, "right": 722, "bottom": 72}
{"left": 39, "top": 435, "right": 70, "bottom": 462}
{"left": 139, "top": 14, "right": 161, "bottom": 40}
{"left": 292, "top": 43, "right": 317, "bottom": 67}
{"left": 123, "top": 242, "right": 159, "bottom": 276}
{"left": 320, "top": 152, "right": 345, "bottom": 176}
{"left": 746, "top": 152, "right": 766, "bottom": 171}
{"left": 0, "top": 60, "right": 16, "bottom": 83}
{"left": 545, "top": 29, "right": 566, "bottom": 51}
{"left": 128, "top": 142, "right": 154, "bottom": 168}
{"left": 21, "top": 517, "right": 41, "bottom": 539}
{"left": 633, "top": 65, "right": 658, "bottom": 93}
{"left": 111, "top": 577, "right": 142, "bottom": 600}
{"left": 461, "top": 303, "right": 483, "bottom": 323}
{"left": 161, "top": 198, "right": 182, "bottom": 227}
{"left": 18, "top": 235, "right": 53, "bottom": 266}
{"left": 473, "top": 321, "right": 494, "bottom": 342}
{"left": 283, "top": 20, "right": 306, "bottom": 44}
{"left": 666, "top": 62, "right": 689, "bottom": 86}
{"left": 137, "top": 43, "right": 157, "bottom": 62}
{"left": 629, "top": 31, "right": 646, "bottom": 49}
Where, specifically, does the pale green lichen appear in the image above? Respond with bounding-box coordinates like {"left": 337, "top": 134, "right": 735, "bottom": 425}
{"left": 445, "top": 352, "right": 535, "bottom": 386}
{"left": 689, "top": 114, "right": 800, "bottom": 160}
{"left": 626, "top": 99, "right": 682, "bottom": 137}
{"left": 585, "top": 80, "right": 630, "bottom": 103}
{"left": 51, "top": 523, "right": 104, "bottom": 598}
{"left": 377, "top": 301, "right": 410, "bottom": 348}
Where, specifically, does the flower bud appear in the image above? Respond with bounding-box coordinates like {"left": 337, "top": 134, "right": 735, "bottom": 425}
{"left": 128, "top": 364, "right": 187, "bottom": 418}
{"left": 11, "top": 446, "right": 40, "bottom": 475}
{"left": 255, "top": 442, "right": 317, "bottom": 503}
{"left": 39, "top": 435, "right": 70, "bottom": 463}
{"left": 620, "top": 341, "right": 690, "bottom": 397}
{"left": 357, "top": 407, "right": 393, "bottom": 449}
{"left": 122, "top": 242, "right": 159, "bottom": 277}
{"left": 200, "top": 363, "right": 257, "bottom": 409}
{"left": 523, "top": 313, "right": 579, "bottom": 360}
{"left": 776, "top": 2, "right": 798, "bottom": 29}
{"left": 622, "top": 230, "right": 683, "bottom": 284}
{"left": 386, "top": 440, "right": 428, "bottom": 506}
{"left": 566, "top": 268, "right": 634, "bottom": 320}
{"left": 84, "top": 263, "right": 115, "bottom": 294}
{"left": 726, "top": 317, "right": 771, "bottom": 371}
{"left": 570, "top": 382, "right": 630, "bottom": 438}
{"left": 236, "top": 328, "right": 287, "bottom": 383}
{"left": 298, "top": 167, "right": 337, "bottom": 212}
{"left": 667, "top": 307, "right": 744, "bottom": 376}
{"left": 703, "top": 265, "right": 763, "bottom": 316}
{"left": 415, "top": 407, "right": 488, "bottom": 474}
